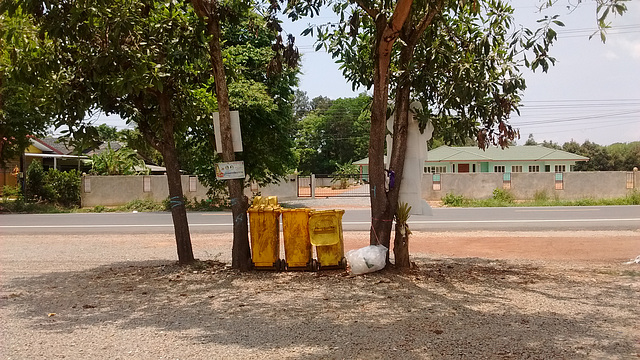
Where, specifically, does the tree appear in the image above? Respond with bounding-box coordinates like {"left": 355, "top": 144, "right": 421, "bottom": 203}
{"left": 292, "top": 89, "right": 311, "bottom": 121}
{"left": 2, "top": 0, "right": 217, "bottom": 264}
{"left": 306, "top": 0, "right": 627, "bottom": 267}
{"left": 295, "top": 94, "right": 370, "bottom": 174}
{"left": 177, "top": 13, "right": 299, "bottom": 189}
{"left": 190, "top": 0, "right": 305, "bottom": 270}
{"left": 0, "top": 10, "right": 53, "bottom": 166}
{"left": 525, "top": 134, "right": 538, "bottom": 146}
{"left": 95, "top": 124, "right": 119, "bottom": 143}
{"left": 90, "top": 144, "right": 149, "bottom": 176}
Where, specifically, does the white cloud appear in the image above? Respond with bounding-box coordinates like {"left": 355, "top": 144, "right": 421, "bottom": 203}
{"left": 603, "top": 50, "right": 619, "bottom": 60}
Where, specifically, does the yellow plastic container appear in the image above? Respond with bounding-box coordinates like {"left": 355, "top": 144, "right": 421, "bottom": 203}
{"left": 248, "top": 205, "right": 282, "bottom": 270}
{"left": 281, "top": 208, "right": 314, "bottom": 270}
{"left": 309, "top": 209, "right": 346, "bottom": 269}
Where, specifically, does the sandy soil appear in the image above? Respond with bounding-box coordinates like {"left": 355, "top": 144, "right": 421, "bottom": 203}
{"left": 1, "top": 230, "right": 639, "bottom": 359}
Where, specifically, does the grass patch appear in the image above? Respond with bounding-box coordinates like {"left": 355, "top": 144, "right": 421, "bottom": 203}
{"left": 442, "top": 189, "right": 640, "bottom": 208}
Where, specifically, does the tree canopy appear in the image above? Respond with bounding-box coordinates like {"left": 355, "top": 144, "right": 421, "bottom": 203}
{"left": 295, "top": 93, "right": 370, "bottom": 174}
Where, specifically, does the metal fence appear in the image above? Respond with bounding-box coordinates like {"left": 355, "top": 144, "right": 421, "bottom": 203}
{"left": 297, "top": 174, "right": 370, "bottom": 198}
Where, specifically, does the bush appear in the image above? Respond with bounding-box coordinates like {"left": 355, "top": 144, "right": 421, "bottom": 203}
{"left": 533, "top": 190, "right": 548, "bottom": 202}
{"left": 442, "top": 192, "right": 468, "bottom": 207}
{"left": 626, "top": 190, "right": 640, "bottom": 205}
{"left": 492, "top": 188, "right": 514, "bottom": 203}
{"left": 25, "top": 161, "right": 46, "bottom": 201}
{"left": 2, "top": 185, "right": 22, "bottom": 202}
{"left": 118, "top": 198, "right": 165, "bottom": 212}
{"left": 43, "top": 169, "right": 81, "bottom": 207}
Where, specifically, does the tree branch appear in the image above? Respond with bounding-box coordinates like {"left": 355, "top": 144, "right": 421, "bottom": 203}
{"left": 354, "top": 0, "right": 379, "bottom": 19}
{"left": 388, "top": 0, "right": 414, "bottom": 35}
{"left": 405, "top": 0, "right": 444, "bottom": 47}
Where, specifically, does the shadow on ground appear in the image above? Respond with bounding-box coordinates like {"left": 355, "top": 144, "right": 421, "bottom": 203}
{"left": 2, "top": 257, "right": 638, "bottom": 359}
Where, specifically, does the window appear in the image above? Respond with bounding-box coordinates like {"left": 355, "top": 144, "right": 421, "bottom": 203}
{"left": 472, "top": 164, "right": 476, "bottom": 173}
{"left": 545, "top": 165, "right": 551, "bottom": 172}
{"left": 554, "top": 165, "right": 566, "bottom": 172}
{"left": 494, "top": 165, "right": 505, "bottom": 173}
{"left": 529, "top": 165, "right": 540, "bottom": 173}
{"left": 424, "top": 166, "right": 447, "bottom": 174}
{"left": 512, "top": 165, "right": 522, "bottom": 173}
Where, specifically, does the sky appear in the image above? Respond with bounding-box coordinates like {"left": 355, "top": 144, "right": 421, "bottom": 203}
{"left": 98, "top": 1, "right": 640, "bottom": 146}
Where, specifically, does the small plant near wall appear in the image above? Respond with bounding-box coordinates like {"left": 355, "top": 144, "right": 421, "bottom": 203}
{"left": 90, "top": 144, "right": 149, "bottom": 175}
{"left": 331, "top": 162, "right": 359, "bottom": 189}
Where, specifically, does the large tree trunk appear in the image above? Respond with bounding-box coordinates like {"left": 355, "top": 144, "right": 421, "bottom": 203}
{"left": 157, "top": 93, "right": 195, "bottom": 265}
{"left": 205, "top": 6, "right": 251, "bottom": 271}
{"left": 389, "top": 48, "right": 413, "bottom": 266}
{"left": 368, "top": 2, "right": 414, "bottom": 255}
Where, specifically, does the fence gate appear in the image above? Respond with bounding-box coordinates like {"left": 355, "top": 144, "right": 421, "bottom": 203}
{"left": 297, "top": 174, "right": 369, "bottom": 198}
{"left": 297, "top": 175, "right": 312, "bottom": 197}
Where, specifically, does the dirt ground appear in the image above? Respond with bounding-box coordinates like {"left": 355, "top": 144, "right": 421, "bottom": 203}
{"left": 1, "top": 230, "right": 639, "bottom": 359}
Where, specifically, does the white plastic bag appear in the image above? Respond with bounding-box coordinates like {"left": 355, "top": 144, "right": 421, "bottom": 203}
{"left": 345, "top": 245, "right": 388, "bottom": 275}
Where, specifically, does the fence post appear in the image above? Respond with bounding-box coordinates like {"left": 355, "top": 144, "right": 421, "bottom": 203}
{"left": 310, "top": 174, "right": 316, "bottom": 199}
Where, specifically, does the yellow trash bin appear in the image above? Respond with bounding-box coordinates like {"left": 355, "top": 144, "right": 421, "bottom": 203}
{"left": 281, "top": 208, "right": 315, "bottom": 271}
{"left": 309, "top": 209, "right": 346, "bottom": 270}
{"left": 248, "top": 205, "right": 283, "bottom": 270}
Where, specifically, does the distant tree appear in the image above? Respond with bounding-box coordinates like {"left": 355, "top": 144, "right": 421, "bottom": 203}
{"left": 292, "top": 89, "right": 311, "bottom": 121}
{"left": 525, "top": 134, "right": 538, "bottom": 146}
{"left": 562, "top": 140, "right": 581, "bottom": 155}
{"left": 541, "top": 140, "right": 561, "bottom": 150}
{"left": 90, "top": 144, "right": 148, "bottom": 176}
{"left": 295, "top": 94, "right": 370, "bottom": 174}
{"left": 310, "top": 96, "right": 333, "bottom": 113}
{"left": 95, "top": 124, "right": 119, "bottom": 143}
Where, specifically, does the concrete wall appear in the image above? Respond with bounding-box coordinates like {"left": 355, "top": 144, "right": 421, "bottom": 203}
{"left": 81, "top": 174, "right": 299, "bottom": 207}
{"left": 423, "top": 171, "right": 639, "bottom": 201}
{"left": 81, "top": 175, "right": 210, "bottom": 207}
{"left": 246, "top": 175, "right": 298, "bottom": 200}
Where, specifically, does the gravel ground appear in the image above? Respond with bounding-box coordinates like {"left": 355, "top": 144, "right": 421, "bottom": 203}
{"left": 1, "top": 230, "right": 639, "bottom": 359}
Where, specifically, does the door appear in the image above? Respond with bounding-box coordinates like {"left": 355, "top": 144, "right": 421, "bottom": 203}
{"left": 458, "top": 164, "right": 470, "bottom": 173}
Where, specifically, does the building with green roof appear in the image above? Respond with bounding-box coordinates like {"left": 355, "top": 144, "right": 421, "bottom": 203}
{"left": 424, "top": 145, "right": 589, "bottom": 174}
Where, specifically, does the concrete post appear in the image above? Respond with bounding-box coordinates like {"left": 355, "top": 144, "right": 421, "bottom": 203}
{"left": 310, "top": 174, "right": 316, "bottom": 199}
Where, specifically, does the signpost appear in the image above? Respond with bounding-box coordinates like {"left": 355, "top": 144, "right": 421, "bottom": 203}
{"left": 215, "top": 161, "right": 245, "bottom": 180}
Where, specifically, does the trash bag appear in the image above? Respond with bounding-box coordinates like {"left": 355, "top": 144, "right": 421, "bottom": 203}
{"left": 345, "top": 245, "right": 387, "bottom": 275}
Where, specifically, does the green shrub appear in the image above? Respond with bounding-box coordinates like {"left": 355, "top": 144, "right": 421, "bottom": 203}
{"left": 2, "top": 185, "right": 22, "bottom": 202}
{"left": 43, "top": 169, "right": 81, "bottom": 207}
{"left": 492, "top": 188, "right": 514, "bottom": 203}
{"left": 442, "top": 192, "right": 468, "bottom": 207}
{"left": 118, "top": 198, "right": 165, "bottom": 212}
{"left": 626, "top": 190, "right": 640, "bottom": 205}
{"left": 25, "top": 161, "right": 46, "bottom": 201}
{"left": 533, "top": 190, "right": 548, "bottom": 202}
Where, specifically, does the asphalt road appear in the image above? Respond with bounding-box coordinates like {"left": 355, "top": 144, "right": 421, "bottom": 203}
{"left": 1, "top": 205, "right": 639, "bottom": 235}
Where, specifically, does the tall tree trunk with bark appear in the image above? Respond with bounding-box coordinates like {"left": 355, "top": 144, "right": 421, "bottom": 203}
{"left": 388, "top": 4, "right": 442, "bottom": 267}
{"left": 367, "top": 0, "right": 414, "bottom": 254}
{"left": 141, "top": 91, "right": 195, "bottom": 265}
{"left": 389, "top": 51, "right": 412, "bottom": 266}
{"left": 193, "top": 0, "right": 251, "bottom": 270}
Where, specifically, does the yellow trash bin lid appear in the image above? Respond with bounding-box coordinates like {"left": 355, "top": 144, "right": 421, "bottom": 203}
{"left": 309, "top": 209, "right": 345, "bottom": 246}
